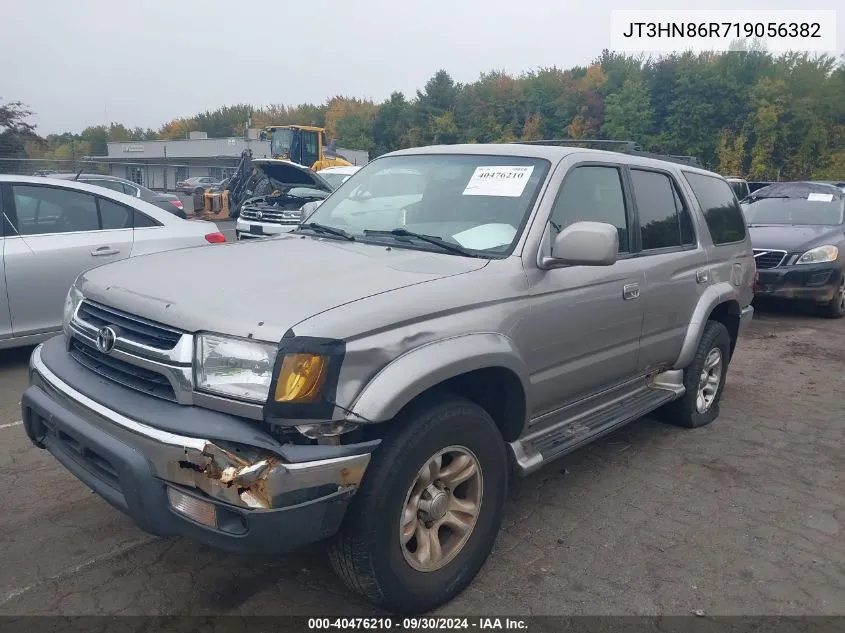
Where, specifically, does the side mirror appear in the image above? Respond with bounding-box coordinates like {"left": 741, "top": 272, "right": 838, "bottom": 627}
{"left": 546, "top": 221, "right": 618, "bottom": 267}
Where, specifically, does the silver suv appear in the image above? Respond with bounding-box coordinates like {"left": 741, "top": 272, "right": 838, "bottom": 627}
{"left": 22, "top": 143, "right": 755, "bottom": 614}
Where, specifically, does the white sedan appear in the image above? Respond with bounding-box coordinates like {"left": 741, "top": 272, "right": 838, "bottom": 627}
{"left": 0, "top": 175, "right": 225, "bottom": 350}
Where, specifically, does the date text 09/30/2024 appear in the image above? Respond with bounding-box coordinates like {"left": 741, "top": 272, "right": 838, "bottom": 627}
{"left": 308, "top": 617, "right": 529, "bottom": 630}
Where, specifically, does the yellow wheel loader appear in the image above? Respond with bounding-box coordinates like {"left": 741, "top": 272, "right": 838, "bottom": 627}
{"left": 261, "top": 125, "right": 352, "bottom": 170}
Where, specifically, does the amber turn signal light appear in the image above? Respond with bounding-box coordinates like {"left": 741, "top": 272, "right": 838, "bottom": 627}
{"left": 273, "top": 353, "right": 329, "bottom": 403}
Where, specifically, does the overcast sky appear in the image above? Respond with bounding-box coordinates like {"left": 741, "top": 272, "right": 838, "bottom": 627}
{"left": 3, "top": 0, "right": 842, "bottom": 135}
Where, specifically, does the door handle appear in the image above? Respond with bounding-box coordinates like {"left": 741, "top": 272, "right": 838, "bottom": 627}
{"left": 623, "top": 283, "right": 640, "bottom": 300}
{"left": 91, "top": 246, "right": 120, "bottom": 257}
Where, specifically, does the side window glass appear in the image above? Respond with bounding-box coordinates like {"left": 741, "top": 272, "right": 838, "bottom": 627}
{"left": 123, "top": 183, "right": 139, "bottom": 196}
{"left": 631, "top": 169, "right": 683, "bottom": 250}
{"left": 11, "top": 185, "right": 99, "bottom": 235}
{"left": 683, "top": 172, "right": 748, "bottom": 245}
{"left": 549, "top": 166, "right": 629, "bottom": 253}
{"left": 133, "top": 211, "right": 159, "bottom": 228}
{"left": 98, "top": 198, "right": 134, "bottom": 230}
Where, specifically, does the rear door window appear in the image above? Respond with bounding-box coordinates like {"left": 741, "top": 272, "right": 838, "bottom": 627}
{"left": 683, "top": 172, "right": 747, "bottom": 245}
{"left": 11, "top": 185, "right": 100, "bottom": 235}
{"left": 631, "top": 169, "right": 696, "bottom": 251}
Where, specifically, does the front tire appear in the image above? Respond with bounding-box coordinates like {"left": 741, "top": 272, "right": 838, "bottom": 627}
{"left": 819, "top": 271, "right": 845, "bottom": 319}
{"left": 328, "top": 394, "right": 508, "bottom": 614}
{"left": 658, "top": 320, "right": 731, "bottom": 429}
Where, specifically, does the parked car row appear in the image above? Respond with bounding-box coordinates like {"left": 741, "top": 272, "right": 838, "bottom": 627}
{"left": 0, "top": 175, "right": 225, "bottom": 349}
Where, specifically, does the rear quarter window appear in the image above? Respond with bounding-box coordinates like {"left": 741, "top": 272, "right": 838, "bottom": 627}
{"left": 683, "top": 172, "right": 747, "bottom": 245}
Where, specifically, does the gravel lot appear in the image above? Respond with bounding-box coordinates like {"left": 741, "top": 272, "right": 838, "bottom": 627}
{"left": 1, "top": 301, "right": 843, "bottom": 617}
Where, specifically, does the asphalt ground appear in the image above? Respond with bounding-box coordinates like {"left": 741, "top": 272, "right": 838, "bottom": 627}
{"left": 1, "top": 301, "right": 843, "bottom": 617}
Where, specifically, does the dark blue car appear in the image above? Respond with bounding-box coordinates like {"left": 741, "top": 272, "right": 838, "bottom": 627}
{"left": 742, "top": 182, "right": 845, "bottom": 318}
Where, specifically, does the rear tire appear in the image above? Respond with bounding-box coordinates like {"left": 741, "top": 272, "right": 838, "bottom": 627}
{"left": 193, "top": 187, "right": 204, "bottom": 195}
{"left": 658, "top": 320, "right": 731, "bottom": 429}
{"left": 328, "top": 394, "right": 508, "bottom": 614}
{"left": 819, "top": 270, "right": 845, "bottom": 319}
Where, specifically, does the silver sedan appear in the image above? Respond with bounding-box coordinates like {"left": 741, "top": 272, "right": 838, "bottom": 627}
{"left": 0, "top": 175, "right": 226, "bottom": 350}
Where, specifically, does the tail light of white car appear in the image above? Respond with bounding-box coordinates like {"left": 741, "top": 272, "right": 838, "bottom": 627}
{"left": 205, "top": 232, "right": 226, "bottom": 243}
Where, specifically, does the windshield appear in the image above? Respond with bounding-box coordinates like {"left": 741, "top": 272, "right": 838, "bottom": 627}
{"left": 271, "top": 129, "right": 293, "bottom": 158}
{"left": 303, "top": 154, "right": 550, "bottom": 256}
{"left": 320, "top": 172, "right": 354, "bottom": 190}
{"left": 741, "top": 196, "right": 844, "bottom": 226}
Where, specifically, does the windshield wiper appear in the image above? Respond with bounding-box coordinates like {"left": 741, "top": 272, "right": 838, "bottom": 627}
{"left": 297, "top": 222, "right": 355, "bottom": 241}
{"left": 362, "top": 228, "right": 479, "bottom": 257}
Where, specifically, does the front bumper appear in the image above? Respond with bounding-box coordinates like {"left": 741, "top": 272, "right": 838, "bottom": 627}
{"left": 755, "top": 263, "right": 842, "bottom": 303}
{"left": 738, "top": 304, "right": 754, "bottom": 335}
{"left": 235, "top": 218, "right": 298, "bottom": 240}
{"left": 22, "top": 343, "right": 376, "bottom": 554}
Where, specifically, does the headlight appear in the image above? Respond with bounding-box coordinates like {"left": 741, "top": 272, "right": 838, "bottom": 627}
{"left": 63, "top": 285, "right": 84, "bottom": 328}
{"left": 796, "top": 245, "right": 839, "bottom": 265}
{"left": 195, "top": 334, "right": 278, "bottom": 402}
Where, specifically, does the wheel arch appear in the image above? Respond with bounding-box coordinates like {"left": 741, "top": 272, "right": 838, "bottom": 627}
{"left": 674, "top": 282, "right": 742, "bottom": 369}
{"left": 348, "top": 334, "right": 530, "bottom": 442}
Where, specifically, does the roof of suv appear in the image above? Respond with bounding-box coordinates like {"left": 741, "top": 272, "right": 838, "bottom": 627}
{"left": 384, "top": 143, "right": 719, "bottom": 178}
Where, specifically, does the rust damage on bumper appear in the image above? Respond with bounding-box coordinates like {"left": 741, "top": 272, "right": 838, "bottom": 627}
{"left": 28, "top": 343, "right": 374, "bottom": 513}
{"left": 166, "top": 440, "right": 372, "bottom": 511}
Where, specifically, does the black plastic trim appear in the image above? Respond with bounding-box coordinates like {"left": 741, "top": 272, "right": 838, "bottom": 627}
{"left": 263, "top": 336, "right": 346, "bottom": 423}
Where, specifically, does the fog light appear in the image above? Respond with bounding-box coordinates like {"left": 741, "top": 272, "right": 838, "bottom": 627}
{"left": 167, "top": 488, "right": 217, "bottom": 528}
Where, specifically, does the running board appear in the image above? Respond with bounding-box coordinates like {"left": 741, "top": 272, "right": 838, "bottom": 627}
{"left": 510, "top": 379, "right": 684, "bottom": 476}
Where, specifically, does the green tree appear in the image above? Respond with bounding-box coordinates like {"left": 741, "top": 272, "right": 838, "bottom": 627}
{"left": 80, "top": 125, "right": 108, "bottom": 155}
{"left": 602, "top": 76, "right": 653, "bottom": 142}
{"left": 372, "top": 92, "right": 409, "bottom": 156}
{"left": 0, "top": 100, "right": 40, "bottom": 171}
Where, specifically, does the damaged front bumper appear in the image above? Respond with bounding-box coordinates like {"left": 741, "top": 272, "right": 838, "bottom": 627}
{"left": 22, "top": 342, "right": 377, "bottom": 554}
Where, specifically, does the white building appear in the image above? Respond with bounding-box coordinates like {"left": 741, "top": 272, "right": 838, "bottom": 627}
{"left": 89, "top": 131, "right": 369, "bottom": 191}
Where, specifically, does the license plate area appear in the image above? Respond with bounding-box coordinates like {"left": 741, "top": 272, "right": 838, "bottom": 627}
{"left": 250, "top": 224, "right": 263, "bottom": 235}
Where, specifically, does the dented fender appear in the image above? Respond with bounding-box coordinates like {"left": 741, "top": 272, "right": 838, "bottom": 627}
{"left": 347, "top": 332, "right": 531, "bottom": 423}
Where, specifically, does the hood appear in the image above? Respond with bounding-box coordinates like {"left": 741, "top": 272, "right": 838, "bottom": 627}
{"left": 747, "top": 224, "right": 843, "bottom": 252}
{"left": 76, "top": 235, "right": 488, "bottom": 342}
{"left": 252, "top": 159, "right": 333, "bottom": 193}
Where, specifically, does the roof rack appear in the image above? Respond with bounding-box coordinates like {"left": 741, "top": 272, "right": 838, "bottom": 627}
{"left": 513, "top": 138, "right": 702, "bottom": 167}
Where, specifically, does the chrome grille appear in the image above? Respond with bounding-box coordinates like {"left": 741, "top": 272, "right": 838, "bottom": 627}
{"left": 753, "top": 249, "right": 787, "bottom": 269}
{"left": 76, "top": 300, "right": 182, "bottom": 350}
{"left": 69, "top": 338, "right": 177, "bottom": 401}
{"left": 239, "top": 207, "right": 301, "bottom": 225}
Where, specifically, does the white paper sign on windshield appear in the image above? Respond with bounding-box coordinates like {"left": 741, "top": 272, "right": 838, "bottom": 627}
{"left": 808, "top": 193, "right": 834, "bottom": 202}
{"left": 452, "top": 224, "right": 517, "bottom": 250}
{"left": 462, "top": 166, "right": 535, "bottom": 197}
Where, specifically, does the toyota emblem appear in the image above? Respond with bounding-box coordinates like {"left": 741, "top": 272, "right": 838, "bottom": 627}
{"left": 96, "top": 326, "right": 117, "bottom": 354}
